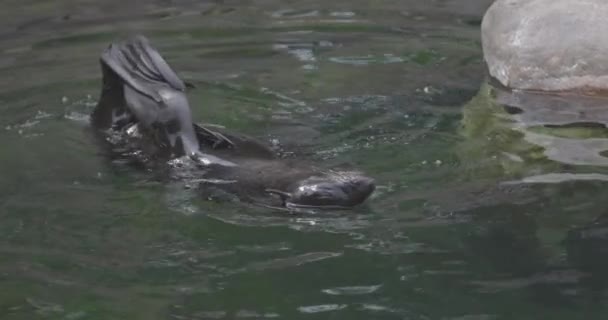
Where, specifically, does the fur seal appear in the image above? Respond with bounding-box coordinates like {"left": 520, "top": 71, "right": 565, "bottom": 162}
{"left": 91, "top": 35, "right": 375, "bottom": 209}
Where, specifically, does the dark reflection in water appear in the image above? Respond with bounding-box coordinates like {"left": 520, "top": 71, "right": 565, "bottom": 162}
{"left": 565, "top": 213, "right": 608, "bottom": 304}
{"left": 3, "top": 0, "right": 608, "bottom": 319}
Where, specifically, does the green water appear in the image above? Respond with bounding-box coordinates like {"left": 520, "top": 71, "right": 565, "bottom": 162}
{"left": 2, "top": 1, "right": 608, "bottom": 319}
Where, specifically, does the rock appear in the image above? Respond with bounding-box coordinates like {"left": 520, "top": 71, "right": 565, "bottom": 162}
{"left": 481, "top": 0, "right": 608, "bottom": 92}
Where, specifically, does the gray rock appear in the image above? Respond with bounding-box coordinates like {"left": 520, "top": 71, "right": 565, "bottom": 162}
{"left": 482, "top": 0, "right": 608, "bottom": 92}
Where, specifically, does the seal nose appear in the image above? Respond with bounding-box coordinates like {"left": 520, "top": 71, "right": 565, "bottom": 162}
{"left": 348, "top": 176, "right": 375, "bottom": 206}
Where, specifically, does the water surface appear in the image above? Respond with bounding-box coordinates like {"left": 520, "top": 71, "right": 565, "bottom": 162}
{"left": 2, "top": 1, "right": 608, "bottom": 319}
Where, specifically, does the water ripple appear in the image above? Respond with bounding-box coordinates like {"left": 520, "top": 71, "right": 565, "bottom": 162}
{"left": 321, "top": 284, "right": 382, "bottom": 295}
{"left": 297, "top": 304, "right": 347, "bottom": 314}
{"left": 243, "top": 251, "right": 342, "bottom": 272}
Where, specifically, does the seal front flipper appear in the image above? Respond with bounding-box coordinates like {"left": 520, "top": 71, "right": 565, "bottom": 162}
{"left": 194, "top": 123, "right": 276, "bottom": 159}
{"left": 91, "top": 35, "right": 200, "bottom": 157}
{"left": 193, "top": 123, "right": 235, "bottom": 149}
{"left": 265, "top": 188, "right": 291, "bottom": 207}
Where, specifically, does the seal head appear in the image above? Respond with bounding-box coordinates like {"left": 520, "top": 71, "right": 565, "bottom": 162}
{"left": 268, "top": 172, "right": 375, "bottom": 209}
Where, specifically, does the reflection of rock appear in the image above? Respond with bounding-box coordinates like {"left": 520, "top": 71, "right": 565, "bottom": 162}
{"left": 495, "top": 89, "right": 608, "bottom": 127}
{"left": 459, "top": 83, "right": 551, "bottom": 178}
{"left": 460, "top": 83, "right": 608, "bottom": 175}
{"left": 504, "top": 173, "right": 608, "bottom": 185}
{"left": 497, "top": 90, "right": 608, "bottom": 165}
{"left": 482, "top": 0, "right": 608, "bottom": 92}
{"left": 516, "top": 130, "right": 608, "bottom": 166}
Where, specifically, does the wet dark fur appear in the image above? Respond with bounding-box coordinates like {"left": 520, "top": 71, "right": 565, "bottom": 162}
{"left": 90, "top": 35, "right": 375, "bottom": 209}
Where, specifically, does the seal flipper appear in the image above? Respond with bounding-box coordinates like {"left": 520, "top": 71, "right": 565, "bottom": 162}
{"left": 265, "top": 189, "right": 291, "bottom": 207}
{"left": 193, "top": 123, "right": 276, "bottom": 159}
{"left": 91, "top": 35, "right": 200, "bottom": 157}
{"left": 193, "top": 123, "right": 235, "bottom": 149}
{"left": 100, "top": 35, "right": 186, "bottom": 102}
{"left": 91, "top": 60, "right": 134, "bottom": 129}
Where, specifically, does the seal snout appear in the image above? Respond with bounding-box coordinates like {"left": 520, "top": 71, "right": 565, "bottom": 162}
{"left": 357, "top": 175, "right": 376, "bottom": 196}
{"left": 345, "top": 175, "right": 376, "bottom": 206}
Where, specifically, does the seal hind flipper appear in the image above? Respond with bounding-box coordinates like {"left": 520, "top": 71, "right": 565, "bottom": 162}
{"left": 100, "top": 35, "right": 185, "bottom": 100}
{"left": 91, "top": 60, "right": 133, "bottom": 129}
{"left": 92, "top": 35, "right": 200, "bottom": 157}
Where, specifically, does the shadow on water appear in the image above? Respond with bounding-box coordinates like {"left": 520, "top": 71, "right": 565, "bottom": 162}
{"left": 3, "top": 0, "right": 608, "bottom": 319}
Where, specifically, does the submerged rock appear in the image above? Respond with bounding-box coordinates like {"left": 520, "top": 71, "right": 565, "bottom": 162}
{"left": 481, "top": 0, "right": 608, "bottom": 92}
